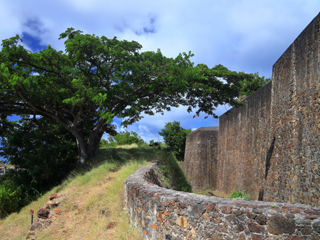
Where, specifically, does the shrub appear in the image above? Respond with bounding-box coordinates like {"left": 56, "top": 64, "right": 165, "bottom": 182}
{"left": 0, "top": 173, "right": 41, "bottom": 218}
{"left": 226, "top": 190, "right": 250, "bottom": 199}
{"left": 0, "top": 117, "right": 78, "bottom": 217}
{"left": 0, "top": 179, "right": 22, "bottom": 218}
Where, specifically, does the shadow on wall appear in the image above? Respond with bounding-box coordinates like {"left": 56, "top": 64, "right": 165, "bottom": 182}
{"left": 184, "top": 13, "right": 320, "bottom": 207}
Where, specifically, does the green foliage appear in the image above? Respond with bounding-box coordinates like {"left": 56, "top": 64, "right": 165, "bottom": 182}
{"left": 226, "top": 190, "right": 250, "bottom": 199}
{"left": 113, "top": 131, "right": 145, "bottom": 146}
{"left": 184, "top": 64, "right": 271, "bottom": 118}
{"left": 100, "top": 131, "right": 145, "bottom": 147}
{"left": 0, "top": 28, "right": 268, "bottom": 164}
{"left": 0, "top": 175, "right": 42, "bottom": 218}
{"left": 0, "top": 180, "right": 22, "bottom": 218}
{"left": 99, "top": 139, "right": 108, "bottom": 147}
{"left": 158, "top": 150, "right": 192, "bottom": 192}
{"left": 0, "top": 116, "right": 78, "bottom": 217}
{"left": 159, "top": 121, "right": 191, "bottom": 161}
{"left": 0, "top": 117, "right": 78, "bottom": 192}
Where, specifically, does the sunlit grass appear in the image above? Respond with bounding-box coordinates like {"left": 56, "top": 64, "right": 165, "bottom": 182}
{"left": 0, "top": 163, "right": 15, "bottom": 168}
{"left": 116, "top": 143, "right": 139, "bottom": 149}
{"left": 0, "top": 145, "right": 164, "bottom": 240}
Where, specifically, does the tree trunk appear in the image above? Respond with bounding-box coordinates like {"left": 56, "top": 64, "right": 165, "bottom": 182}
{"left": 75, "top": 136, "right": 101, "bottom": 164}
{"left": 75, "top": 138, "right": 89, "bottom": 164}
{"left": 58, "top": 116, "right": 113, "bottom": 164}
{"left": 73, "top": 124, "right": 105, "bottom": 164}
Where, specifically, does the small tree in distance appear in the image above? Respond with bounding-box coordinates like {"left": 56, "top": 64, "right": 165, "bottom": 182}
{"left": 101, "top": 131, "right": 145, "bottom": 147}
{"left": 159, "top": 121, "right": 191, "bottom": 161}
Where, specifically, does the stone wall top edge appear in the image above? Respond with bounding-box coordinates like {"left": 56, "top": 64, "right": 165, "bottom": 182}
{"left": 219, "top": 80, "right": 272, "bottom": 120}
{"left": 126, "top": 162, "right": 320, "bottom": 210}
{"left": 186, "top": 126, "right": 219, "bottom": 136}
{"left": 272, "top": 12, "right": 320, "bottom": 69}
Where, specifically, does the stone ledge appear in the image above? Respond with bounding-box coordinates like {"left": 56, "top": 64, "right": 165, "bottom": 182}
{"left": 124, "top": 162, "right": 320, "bottom": 240}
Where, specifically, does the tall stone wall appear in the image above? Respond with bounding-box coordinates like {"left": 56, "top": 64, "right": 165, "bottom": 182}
{"left": 184, "top": 127, "right": 218, "bottom": 192}
{"left": 184, "top": 13, "right": 320, "bottom": 207}
{"left": 217, "top": 81, "right": 272, "bottom": 200}
{"left": 265, "top": 13, "right": 320, "bottom": 206}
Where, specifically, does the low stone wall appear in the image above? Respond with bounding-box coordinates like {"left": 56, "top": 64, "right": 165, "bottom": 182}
{"left": 124, "top": 163, "right": 320, "bottom": 240}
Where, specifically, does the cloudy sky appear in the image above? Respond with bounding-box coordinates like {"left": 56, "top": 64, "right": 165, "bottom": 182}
{"left": 1, "top": 0, "right": 319, "bottom": 144}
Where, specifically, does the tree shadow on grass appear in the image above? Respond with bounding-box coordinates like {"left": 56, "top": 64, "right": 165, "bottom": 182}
{"left": 73, "top": 146, "right": 163, "bottom": 176}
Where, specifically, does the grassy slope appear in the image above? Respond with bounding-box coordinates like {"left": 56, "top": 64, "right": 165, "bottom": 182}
{"left": 0, "top": 144, "right": 169, "bottom": 240}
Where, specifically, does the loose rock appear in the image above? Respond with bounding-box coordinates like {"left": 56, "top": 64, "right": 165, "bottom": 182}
{"left": 37, "top": 208, "right": 49, "bottom": 219}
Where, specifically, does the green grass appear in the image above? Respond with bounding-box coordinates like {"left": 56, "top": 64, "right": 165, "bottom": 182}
{"left": 157, "top": 151, "right": 191, "bottom": 192}
{"left": 0, "top": 144, "right": 190, "bottom": 240}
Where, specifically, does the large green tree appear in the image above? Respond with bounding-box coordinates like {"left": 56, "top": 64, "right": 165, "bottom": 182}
{"left": 0, "top": 28, "right": 269, "bottom": 164}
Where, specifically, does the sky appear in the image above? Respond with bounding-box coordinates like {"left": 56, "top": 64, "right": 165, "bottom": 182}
{"left": 0, "top": 0, "right": 320, "bottom": 145}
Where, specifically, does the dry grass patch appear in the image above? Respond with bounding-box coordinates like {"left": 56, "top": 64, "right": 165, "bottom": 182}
{"left": 36, "top": 161, "right": 147, "bottom": 240}
{"left": 116, "top": 143, "right": 139, "bottom": 149}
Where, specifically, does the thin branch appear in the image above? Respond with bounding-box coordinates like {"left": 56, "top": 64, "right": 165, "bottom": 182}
{"left": 17, "top": 90, "right": 58, "bottom": 120}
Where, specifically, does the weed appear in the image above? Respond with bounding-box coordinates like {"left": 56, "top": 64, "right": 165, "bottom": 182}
{"left": 226, "top": 190, "right": 250, "bottom": 199}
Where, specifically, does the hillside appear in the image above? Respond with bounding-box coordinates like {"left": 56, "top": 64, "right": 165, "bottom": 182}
{"left": 0, "top": 144, "right": 171, "bottom": 240}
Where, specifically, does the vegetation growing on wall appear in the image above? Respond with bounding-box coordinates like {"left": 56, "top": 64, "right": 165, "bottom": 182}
{"left": 226, "top": 189, "right": 251, "bottom": 200}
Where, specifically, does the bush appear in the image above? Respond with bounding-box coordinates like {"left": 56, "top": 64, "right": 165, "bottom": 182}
{"left": 0, "top": 180, "right": 22, "bottom": 218}
{"left": 0, "top": 172, "right": 44, "bottom": 218}
{"left": 0, "top": 117, "right": 78, "bottom": 217}
{"left": 226, "top": 190, "right": 250, "bottom": 199}
{"left": 99, "top": 139, "right": 108, "bottom": 147}
{"left": 0, "top": 118, "right": 78, "bottom": 193}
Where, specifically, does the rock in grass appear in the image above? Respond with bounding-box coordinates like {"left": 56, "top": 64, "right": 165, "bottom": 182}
{"left": 37, "top": 208, "right": 50, "bottom": 219}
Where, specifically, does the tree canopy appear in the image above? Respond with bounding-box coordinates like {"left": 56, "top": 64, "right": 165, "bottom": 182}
{"left": 0, "top": 28, "right": 270, "bottom": 164}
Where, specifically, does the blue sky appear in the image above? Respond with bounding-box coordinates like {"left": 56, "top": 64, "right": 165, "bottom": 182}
{"left": 0, "top": 0, "right": 319, "bottom": 145}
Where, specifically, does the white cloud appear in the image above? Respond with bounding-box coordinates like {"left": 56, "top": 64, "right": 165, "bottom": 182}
{"left": 104, "top": 104, "right": 228, "bottom": 143}
{"left": 1, "top": 0, "right": 319, "bottom": 77}
{"left": 1, "top": 0, "right": 320, "bottom": 143}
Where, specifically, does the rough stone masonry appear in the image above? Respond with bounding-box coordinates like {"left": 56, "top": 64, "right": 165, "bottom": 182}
{"left": 124, "top": 162, "right": 320, "bottom": 240}
{"left": 184, "top": 12, "right": 320, "bottom": 207}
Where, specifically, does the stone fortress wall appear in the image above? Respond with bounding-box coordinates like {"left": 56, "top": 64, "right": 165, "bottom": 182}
{"left": 124, "top": 13, "right": 320, "bottom": 240}
{"left": 184, "top": 126, "right": 219, "bottom": 192}
{"left": 124, "top": 162, "right": 320, "bottom": 240}
{"left": 184, "top": 13, "right": 320, "bottom": 207}
{"left": 217, "top": 81, "right": 272, "bottom": 201}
